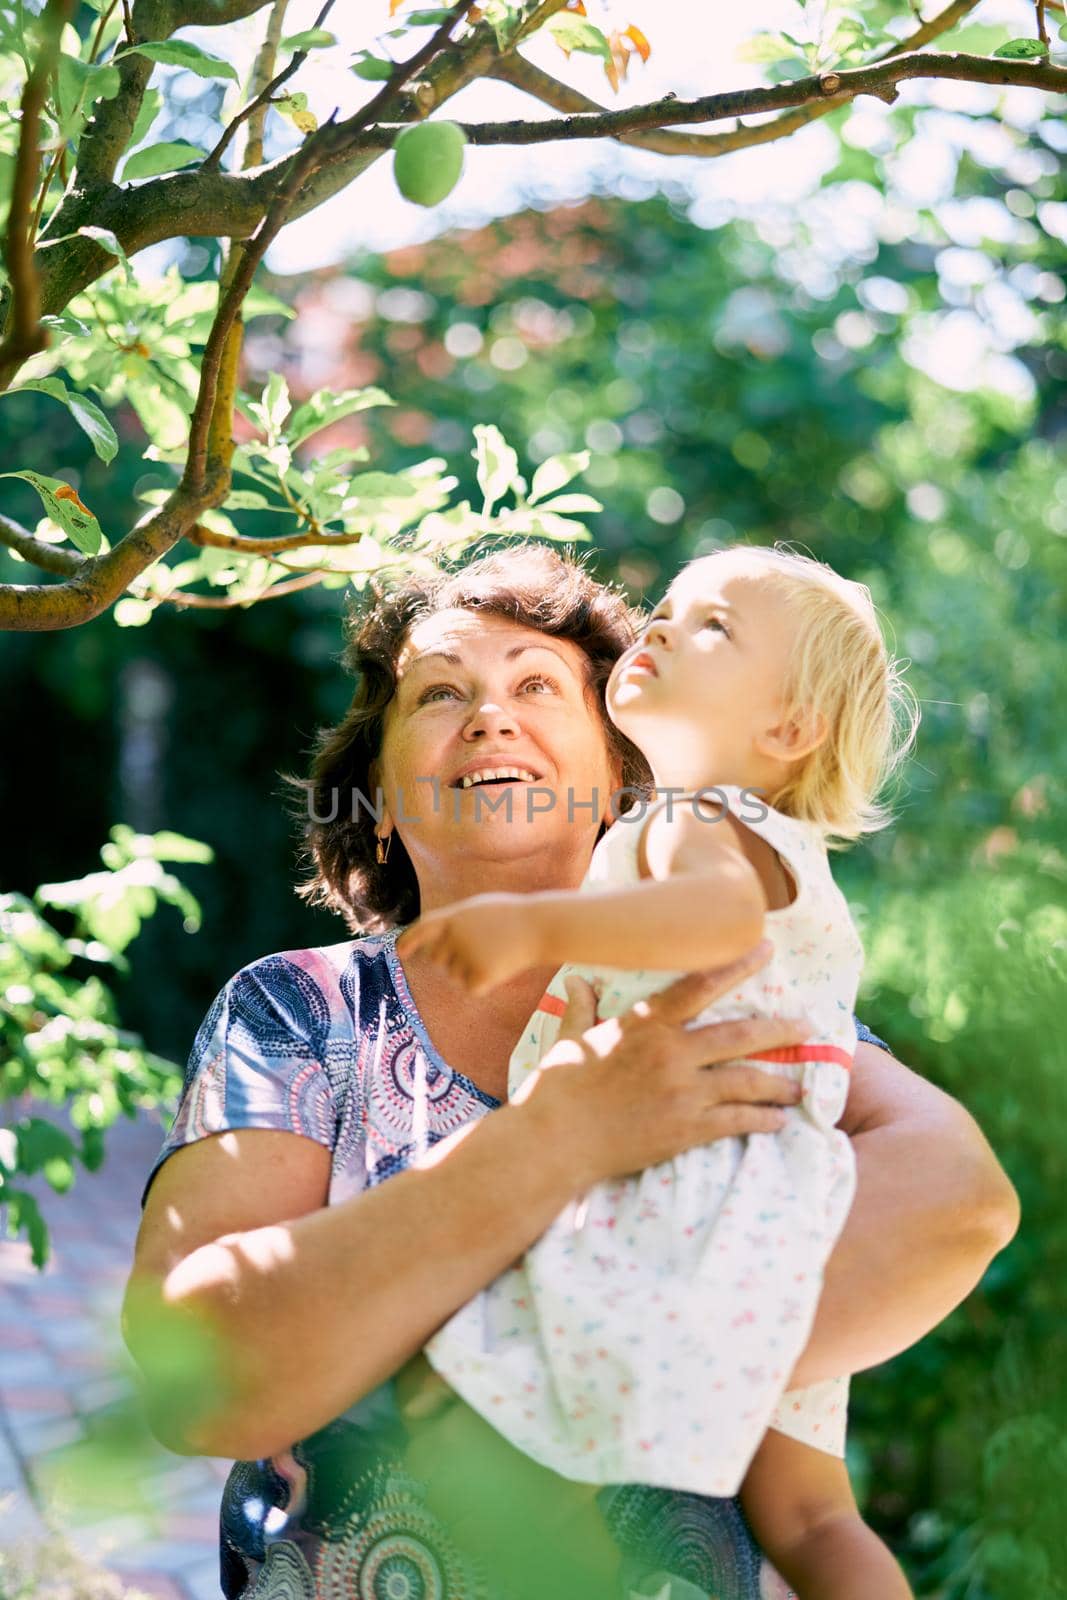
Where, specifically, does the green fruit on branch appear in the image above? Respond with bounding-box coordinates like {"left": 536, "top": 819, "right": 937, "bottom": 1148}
{"left": 393, "top": 120, "right": 468, "bottom": 207}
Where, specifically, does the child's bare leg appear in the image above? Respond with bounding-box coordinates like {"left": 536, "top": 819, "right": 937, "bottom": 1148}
{"left": 741, "top": 1427, "right": 913, "bottom": 1600}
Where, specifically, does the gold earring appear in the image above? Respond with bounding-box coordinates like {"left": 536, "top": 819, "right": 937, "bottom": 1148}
{"left": 376, "top": 834, "right": 392, "bottom": 865}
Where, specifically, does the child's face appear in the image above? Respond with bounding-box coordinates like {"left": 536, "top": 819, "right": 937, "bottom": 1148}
{"left": 607, "top": 552, "right": 804, "bottom": 791}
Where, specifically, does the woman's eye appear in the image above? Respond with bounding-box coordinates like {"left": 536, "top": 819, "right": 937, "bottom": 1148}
{"left": 418, "top": 684, "right": 461, "bottom": 704}
{"left": 518, "top": 673, "right": 559, "bottom": 694}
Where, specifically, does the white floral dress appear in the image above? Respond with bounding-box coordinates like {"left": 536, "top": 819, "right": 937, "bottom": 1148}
{"left": 426, "top": 787, "right": 861, "bottom": 1497}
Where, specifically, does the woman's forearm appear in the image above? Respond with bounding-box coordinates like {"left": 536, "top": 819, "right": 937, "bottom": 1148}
{"left": 790, "top": 1046, "right": 1019, "bottom": 1387}
{"left": 154, "top": 1101, "right": 582, "bottom": 1460}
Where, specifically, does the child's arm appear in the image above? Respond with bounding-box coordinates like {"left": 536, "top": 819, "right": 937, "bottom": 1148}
{"left": 397, "top": 802, "right": 772, "bottom": 994}
{"left": 532, "top": 801, "right": 769, "bottom": 971}
{"left": 741, "top": 1428, "right": 914, "bottom": 1600}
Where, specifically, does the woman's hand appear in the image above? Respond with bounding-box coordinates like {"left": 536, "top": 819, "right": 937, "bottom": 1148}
{"left": 514, "top": 940, "right": 812, "bottom": 1189}
{"left": 396, "top": 892, "right": 545, "bottom": 994}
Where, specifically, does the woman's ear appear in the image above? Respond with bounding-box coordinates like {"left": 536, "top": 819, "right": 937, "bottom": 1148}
{"left": 368, "top": 760, "right": 393, "bottom": 840}
{"left": 757, "top": 706, "right": 829, "bottom": 765}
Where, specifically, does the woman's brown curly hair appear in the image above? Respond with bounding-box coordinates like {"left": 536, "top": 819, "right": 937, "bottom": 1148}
{"left": 283, "top": 544, "right": 651, "bottom": 934}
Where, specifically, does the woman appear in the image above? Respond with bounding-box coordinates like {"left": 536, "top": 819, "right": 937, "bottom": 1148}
{"left": 124, "top": 545, "right": 1018, "bottom": 1600}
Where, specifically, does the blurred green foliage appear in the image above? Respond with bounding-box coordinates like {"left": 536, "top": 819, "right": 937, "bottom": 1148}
{"left": 1, "top": 44, "right": 1065, "bottom": 1597}
{"left": 0, "top": 828, "right": 206, "bottom": 1263}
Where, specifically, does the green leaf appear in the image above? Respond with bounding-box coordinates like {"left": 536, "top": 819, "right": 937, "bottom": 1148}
{"left": 473, "top": 424, "right": 520, "bottom": 513}
{"left": 222, "top": 489, "right": 274, "bottom": 511}
{"left": 0, "top": 471, "right": 102, "bottom": 555}
{"left": 55, "top": 53, "right": 121, "bottom": 132}
{"left": 121, "top": 140, "right": 205, "bottom": 181}
{"left": 735, "top": 32, "right": 796, "bottom": 64}
{"left": 119, "top": 39, "right": 239, "bottom": 81}
{"left": 405, "top": 8, "right": 456, "bottom": 22}
{"left": 352, "top": 52, "right": 395, "bottom": 81}
{"left": 127, "top": 85, "right": 162, "bottom": 150}
{"left": 5, "top": 1189, "right": 49, "bottom": 1268}
{"left": 528, "top": 451, "right": 589, "bottom": 504}
{"left": 113, "top": 598, "right": 156, "bottom": 627}
{"left": 288, "top": 385, "right": 394, "bottom": 447}
{"left": 43, "top": 1155, "right": 75, "bottom": 1194}
{"left": 276, "top": 92, "right": 318, "bottom": 133}
{"left": 126, "top": 379, "right": 191, "bottom": 451}
{"left": 546, "top": 17, "right": 613, "bottom": 63}
{"left": 244, "top": 285, "right": 297, "bottom": 322}
{"left": 40, "top": 311, "right": 92, "bottom": 340}
{"left": 264, "top": 372, "right": 291, "bottom": 435}
{"left": 393, "top": 120, "right": 467, "bottom": 207}
{"left": 533, "top": 492, "right": 602, "bottom": 514}
{"left": 144, "top": 830, "right": 214, "bottom": 865}
{"left": 280, "top": 28, "right": 336, "bottom": 51}
{"left": 76, "top": 225, "right": 134, "bottom": 285}
{"left": 345, "top": 472, "right": 418, "bottom": 504}
{"left": 992, "top": 37, "right": 1049, "bottom": 58}
{"left": 12, "top": 378, "right": 118, "bottom": 463}
{"left": 15, "top": 1118, "right": 77, "bottom": 1177}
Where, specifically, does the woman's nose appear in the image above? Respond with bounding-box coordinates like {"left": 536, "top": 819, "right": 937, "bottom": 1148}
{"left": 463, "top": 701, "right": 519, "bottom": 740}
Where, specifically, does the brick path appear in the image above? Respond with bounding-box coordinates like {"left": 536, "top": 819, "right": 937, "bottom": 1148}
{"left": 0, "top": 1110, "right": 229, "bottom": 1600}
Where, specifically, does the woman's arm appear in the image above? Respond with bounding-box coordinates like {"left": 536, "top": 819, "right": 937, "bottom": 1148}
{"left": 789, "top": 1041, "right": 1020, "bottom": 1388}
{"left": 124, "top": 958, "right": 808, "bottom": 1461}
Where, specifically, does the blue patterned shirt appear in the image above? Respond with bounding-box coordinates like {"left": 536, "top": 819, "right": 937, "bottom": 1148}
{"left": 145, "top": 931, "right": 889, "bottom": 1600}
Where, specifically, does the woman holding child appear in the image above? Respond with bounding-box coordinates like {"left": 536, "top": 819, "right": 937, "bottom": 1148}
{"left": 125, "top": 543, "right": 1019, "bottom": 1600}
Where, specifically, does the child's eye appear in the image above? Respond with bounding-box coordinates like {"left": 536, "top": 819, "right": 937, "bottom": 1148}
{"left": 704, "top": 616, "right": 730, "bottom": 637}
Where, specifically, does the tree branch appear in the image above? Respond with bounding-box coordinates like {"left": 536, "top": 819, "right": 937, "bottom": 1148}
{"left": 358, "top": 52, "right": 1067, "bottom": 150}
{"left": 0, "top": 113, "right": 326, "bottom": 629}
{"left": 69, "top": 0, "right": 272, "bottom": 193}
{"left": 0, "top": 0, "right": 535, "bottom": 629}
{"left": 0, "top": 0, "right": 78, "bottom": 389}
{"left": 489, "top": 0, "right": 983, "bottom": 160}
{"left": 0, "top": 513, "right": 86, "bottom": 576}
{"left": 28, "top": 1, "right": 570, "bottom": 320}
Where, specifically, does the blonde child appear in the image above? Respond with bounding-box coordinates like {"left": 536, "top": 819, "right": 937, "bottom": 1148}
{"left": 398, "top": 545, "right": 919, "bottom": 1598}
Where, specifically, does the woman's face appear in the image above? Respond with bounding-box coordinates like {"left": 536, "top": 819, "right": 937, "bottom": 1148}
{"left": 376, "top": 609, "right": 622, "bottom": 909}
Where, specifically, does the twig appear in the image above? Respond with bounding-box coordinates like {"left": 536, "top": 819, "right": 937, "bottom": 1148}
{"left": 350, "top": 0, "right": 479, "bottom": 130}
{"left": 186, "top": 522, "right": 362, "bottom": 553}
{"left": 202, "top": 0, "right": 336, "bottom": 171}
{"left": 0, "top": 0, "right": 78, "bottom": 389}
{"left": 182, "top": 131, "right": 326, "bottom": 497}
{"left": 186, "top": 0, "right": 479, "bottom": 497}
{"left": 89, "top": 0, "right": 121, "bottom": 63}
{"left": 162, "top": 568, "right": 330, "bottom": 606}
{"left": 491, "top": 0, "right": 982, "bottom": 160}
{"left": 1036, "top": 0, "right": 1050, "bottom": 47}
{"left": 29, "top": 142, "right": 67, "bottom": 243}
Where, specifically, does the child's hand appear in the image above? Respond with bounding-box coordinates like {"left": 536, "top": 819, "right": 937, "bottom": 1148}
{"left": 396, "top": 893, "right": 546, "bottom": 993}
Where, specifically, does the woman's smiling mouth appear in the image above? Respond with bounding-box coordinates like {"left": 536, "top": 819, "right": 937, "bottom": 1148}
{"left": 448, "top": 763, "right": 543, "bottom": 789}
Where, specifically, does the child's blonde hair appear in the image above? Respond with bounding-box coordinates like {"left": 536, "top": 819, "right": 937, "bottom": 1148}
{"left": 711, "top": 544, "right": 919, "bottom": 846}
